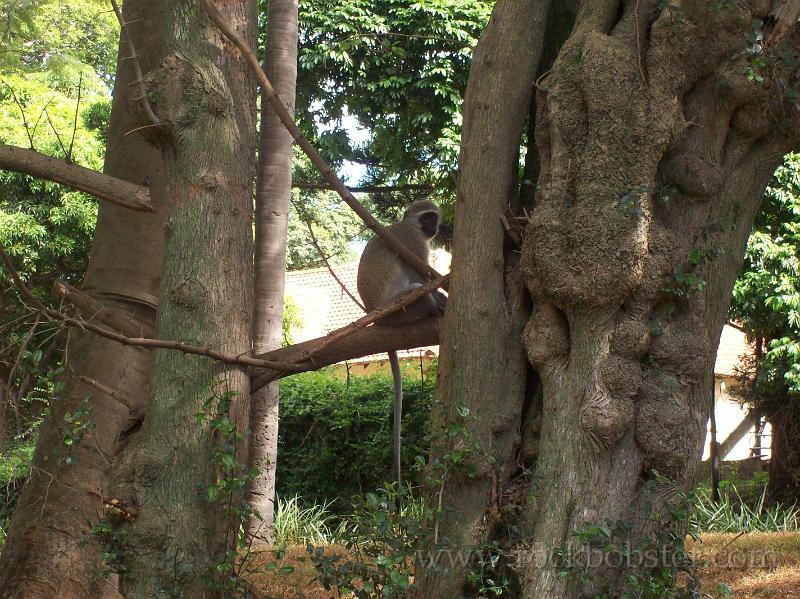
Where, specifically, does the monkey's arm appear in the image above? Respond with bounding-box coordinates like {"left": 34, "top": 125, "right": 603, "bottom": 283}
{"left": 250, "top": 317, "right": 441, "bottom": 392}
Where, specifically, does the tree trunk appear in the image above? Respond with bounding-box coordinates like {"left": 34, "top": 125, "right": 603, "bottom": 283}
{"left": 248, "top": 0, "right": 299, "bottom": 544}
{"left": 413, "top": 1, "right": 550, "bottom": 596}
{"left": 767, "top": 399, "right": 800, "bottom": 504}
{"left": 0, "top": 0, "right": 167, "bottom": 595}
{"left": 520, "top": 2, "right": 798, "bottom": 596}
{"left": 419, "top": 1, "right": 800, "bottom": 598}
{"left": 111, "top": 1, "right": 257, "bottom": 596}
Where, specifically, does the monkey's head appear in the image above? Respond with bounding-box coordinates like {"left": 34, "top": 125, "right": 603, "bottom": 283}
{"left": 402, "top": 199, "right": 441, "bottom": 240}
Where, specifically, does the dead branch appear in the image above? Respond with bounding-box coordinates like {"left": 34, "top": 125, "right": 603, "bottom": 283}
{"left": 251, "top": 317, "right": 441, "bottom": 392}
{"left": 0, "top": 246, "right": 302, "bottom": 372}
{"left": 0, "top": 143, "right": 155, "bottom": 212}
{"left": 197, "top": 0, "right": 444, "bottom": 285}
{"left": 67, "top": 73, "right": 83, "bottom": 161}
{"left": 1, "top": 79, "right": 35, "bottom": 149}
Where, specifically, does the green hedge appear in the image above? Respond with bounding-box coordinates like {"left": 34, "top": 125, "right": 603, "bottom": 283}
{"left": 276, "top": 366, "right": 434, "bottom": 512}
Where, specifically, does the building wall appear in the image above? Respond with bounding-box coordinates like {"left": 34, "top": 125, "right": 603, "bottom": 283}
{"left": 703, "top": 376, "right": 771, "bottom": 462}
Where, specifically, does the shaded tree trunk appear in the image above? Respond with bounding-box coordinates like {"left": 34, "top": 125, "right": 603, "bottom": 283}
{"left": 767, "top": 399, "right": 800, "bottom": 504}
{"left": 110, "top": 1, "right": 258, "bottom": 596}
{"left": 413, "top": 0, "right": 550, "bottom": 596}
{"left": 419, "top": 1, "right": 800, "bottom": 598}
{"left": 248, "top": 0, "right": 299, "bottom": 544}
{"left": 0, "top": 0, "right": 168, "bottom": 594}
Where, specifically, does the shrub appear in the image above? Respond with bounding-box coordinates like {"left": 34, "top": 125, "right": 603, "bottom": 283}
{"left": 276, "top": 366, "right": 435, "bottom": 512}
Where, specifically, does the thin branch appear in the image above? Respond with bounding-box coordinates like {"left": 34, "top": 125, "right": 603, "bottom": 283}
{"left": 0, "top": 143, "right": 155, "bottom": 212}
{"left": 67, "top": 73, "right": 82, "bottom": 162}
{"left": 44, "top": 109, "right": 69, "bottom": 158}
{"left": 294, "top": 204, "right": 366, "bottom": 312}
{"left": 293, "top": 181, "right": 434, "bottom": 194}
{"left": 79, "top": 375, "right": 135, "bottom": 409}
{"left": 109, "top": 0, "right": 160, "bottom": 127}
{"left": 1, "top": 79, "right": 35, "bottom": 149}
{"left": 197, "top": 0, "right": 444, "bottom": 285}
{"left": 52, "top": 280, "right": 144, "bottom": 337}
{"left": 31, "top": 97, "right": 55, "bottom": 147}
{"left": 0, "top": 246, "right": 303, "bottom": 372}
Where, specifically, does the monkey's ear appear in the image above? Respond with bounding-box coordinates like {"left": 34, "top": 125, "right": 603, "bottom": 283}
{"left": 419, "top": 211, "right": 439, "bottom": 238}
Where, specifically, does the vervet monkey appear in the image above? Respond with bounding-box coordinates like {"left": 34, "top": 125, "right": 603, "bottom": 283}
{"left": 357, "top": 199, "right": 447, "bottom": 484}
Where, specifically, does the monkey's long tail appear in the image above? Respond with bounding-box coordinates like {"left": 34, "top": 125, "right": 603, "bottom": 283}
{"left": 388, "top": 350, "right": 403, "bottom": 486}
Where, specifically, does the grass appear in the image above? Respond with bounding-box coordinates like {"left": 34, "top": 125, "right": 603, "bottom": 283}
{"left": 272, "top": 495, "right": 338, "bottom": 546}
{"left": 692, "top": 486, "right": 800, "bottom": 533}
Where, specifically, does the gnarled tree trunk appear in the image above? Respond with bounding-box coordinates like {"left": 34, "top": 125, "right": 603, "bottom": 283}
{"left": 418, "top": 1, "right": 800, "bottom": 598}
{"left": 522, "top": 2, "right": 798, "bottom": 596}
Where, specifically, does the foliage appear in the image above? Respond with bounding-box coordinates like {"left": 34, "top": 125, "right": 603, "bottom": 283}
{"left": 731, "top": 154, "right": 800, "bottom": 397}
{"left": 0, "top": 0, "right": 118, "bottom": 444}
{"left": 308, "top": 485, "right": 427, "bottom": 598}
{"left": 276, "top": 367, "right": 435, "bottom": 512}
{"left": 272, "top": 495, "right": 337, "bottom": 545}
{"left": 0, "top": 0, "right": 118, "bottom": 86}
{"left": 0, "top": 440, "right": 34, "bottom": 546}
{"left": 286, "top": 152, "right": 365, "bottom": 270}
{"left": 289, "top": 0, "right": 491, "bottom": 194}
{"left": 692, "top": 485, "right": 800, "bottom": 533}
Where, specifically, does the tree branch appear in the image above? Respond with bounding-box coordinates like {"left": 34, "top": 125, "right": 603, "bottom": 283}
{"left": 109, "top": 0, "right": 160, "bottom": 127}
{"left": 52, "top": 280, "right": 145, "bottom": 337}
{"left": 293, "top": 181, "right": 434, "bottom": 194}
{"left": 251, "top": 317, "right": 441, "bottom": 392}
{"left": 197, "top": 0, "right": 444, "bottom": 284}
{"left": 294, "top": 204, "right": 366, "bottom": 312}
{"left": 0, "top": 143, "right": 155, "bottom": 212}
{"left": 0, "top": 246, "right": 301, "bottom": 371}
{"left": 295, "top": 273, "right": 448, "bottom": 360}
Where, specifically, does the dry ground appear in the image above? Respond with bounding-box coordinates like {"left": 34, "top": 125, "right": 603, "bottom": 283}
{"left": 687, "top": 532, "right": 800, "bottom": 598}
{"left": 246, "top": 533, "right": 800, "bottom": 598}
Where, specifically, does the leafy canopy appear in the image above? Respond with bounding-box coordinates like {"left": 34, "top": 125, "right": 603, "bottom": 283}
{"left": 731, "top": 153, "right": 800, "bottom": 396}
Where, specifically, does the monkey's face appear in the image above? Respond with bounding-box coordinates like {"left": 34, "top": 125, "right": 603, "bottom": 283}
{"left": 418, "top": 211, "right": 440, "bottom": 239}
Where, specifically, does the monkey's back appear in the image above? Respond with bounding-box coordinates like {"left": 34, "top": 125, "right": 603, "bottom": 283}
{"left": 357, "top": 220, "right": 430, "bottom": 311}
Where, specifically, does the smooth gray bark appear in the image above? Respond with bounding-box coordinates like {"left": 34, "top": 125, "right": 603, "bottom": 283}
{"left": 248, "top": 0, "right": 299, "bottom": 544}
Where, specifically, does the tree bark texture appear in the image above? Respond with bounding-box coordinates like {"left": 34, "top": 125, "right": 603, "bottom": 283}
{"left": 0, "top": 0, "right": 168, "bottom": 595}
{"left": 413, "top": 0, "right": 550, "bottom": 597}
{"left": 520, "top": 2, "right": 799, "bottom": 596}
{"left": 767, "top": 399, "right": 800, "bottom": 504}
{"left": 248, "top": 0, "right": 299, "bottom": 544}
{"left": 111, "top": 1, "right": 257, "bottom": 596}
